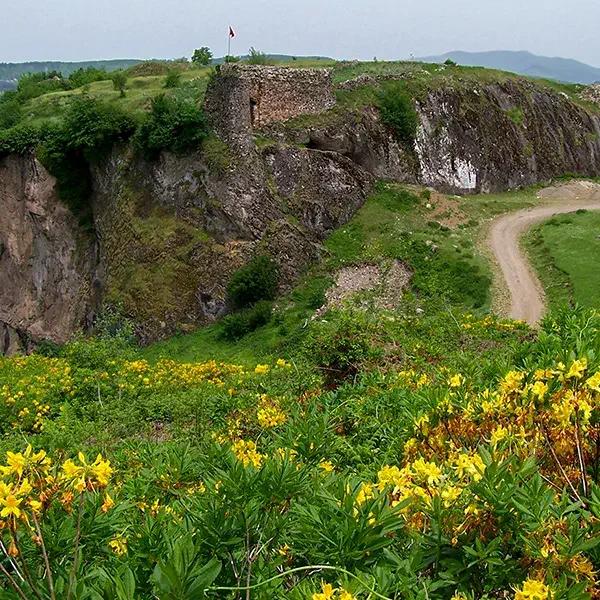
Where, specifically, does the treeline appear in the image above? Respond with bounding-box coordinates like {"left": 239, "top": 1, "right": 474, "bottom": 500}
{"left": 0, "top": 59, "right": 141, "bottom": 81}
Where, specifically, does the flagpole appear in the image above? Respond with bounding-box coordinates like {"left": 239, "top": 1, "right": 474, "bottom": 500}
{"left": 228, "top": 30, "right": 231, "bottom": 58}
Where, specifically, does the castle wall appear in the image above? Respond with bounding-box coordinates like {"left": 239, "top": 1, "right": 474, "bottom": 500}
{"left": 205, "top": 64, "right": 336, "bottom": 139}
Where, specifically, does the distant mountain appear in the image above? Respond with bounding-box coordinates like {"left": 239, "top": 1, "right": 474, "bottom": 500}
{"left": 0, "top": 59, "right": 143, "bottom": 92}
{"left": 419, "top": 50, "right": 600, "bottom": 84}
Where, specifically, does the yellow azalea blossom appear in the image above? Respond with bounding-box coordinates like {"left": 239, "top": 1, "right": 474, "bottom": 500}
{"left": 411, "top": 458, "right": 442, "bottom": 485}
{"left": 28, "top": 499, "right": 42, "bottom": 513}
{"left": 454, "top": 453, "right": 485, "bottom": 482}
{"left": 254, "top": 364, "right": 270, "bottom": 375}
{"left": 319, "top": 460, "right": 334, "bottom": 472}
{"left": 566, "top": 358, "right": 587, "bottom": 380}
{"left": 501, "top": 370, "right": 525, "bottom": 394}
{"left": 441, "top": 484, "right": 462, "bottom": 507}
{"left": 108, "top": 534, "right": 128, "bottom": 556}
{"left": 586, "top": 370, "right": 600, "bottom": 392}
{"left": 339, "top": 591, "right": 357, "bottom": 600}
{"left": 531, "top": 381, "right": 548, "bottom": 400}
{"left": 514, "top": 578, "right": 552, "bottom": 600}
{"left": 91, "top": 455, "right": 113, "bottom": 486}
{"left": 490, "top": 425, "right": 508, "bottom": 446}
{"left": 232, "top": 440, "right": 265, "bottom": 468}
{"left": 355, "top": 483, "right": 374, "bottom": 506}
{"left": 0, "top": 494, "right": 22, "bottom": 518}
{"left": 449, "top": 374, "right": 464, "bottom": 388}
{"left": 451, "top": 594, "right": 468, "bottom": 600}
{"left": 5, "top": 451, "right": 27, "bottom": 477}
{"left": 101, "top": 492, "right": 115, "bottom": 513}
{"left": 313, "top": 582, "right": 335, "bottom": 600}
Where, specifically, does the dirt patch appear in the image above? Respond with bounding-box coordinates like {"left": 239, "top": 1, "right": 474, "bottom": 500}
{"left": 316, "top": 261, "right": 411, "bottom": 316}
{"left": 426, "top": 190, "right": 469, "bottom": 229}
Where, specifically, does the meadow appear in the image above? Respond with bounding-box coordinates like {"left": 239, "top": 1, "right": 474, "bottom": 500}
{"left": 0, "top": 184, "right": 599, "bottom": 599}
{"left": 525, "top": 210, "right": 600, "bottom": 311}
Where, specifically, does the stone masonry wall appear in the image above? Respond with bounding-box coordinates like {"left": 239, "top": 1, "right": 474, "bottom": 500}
{"left": 205, "top": 64, "right": 336, "bottom": 140}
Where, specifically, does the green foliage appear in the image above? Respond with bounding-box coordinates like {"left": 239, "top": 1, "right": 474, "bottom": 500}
{"left": 36, "top": 96, "right": 135, "bottom": 218}
{"left": 134, "top": 94, "right": 209, "bottom": 160}
{"left": 444, "top": 58, "right": 457, "bottom": 66}
{"left": 68, "top": 66, "right": 111, "bottom": 88}
{"left": 227, "top": 255, "right": 280, "bottom": 310}
{"left": 378, "top": 84, "right": 419, "bottom": 146}
{"left": 248, "top": 47, "right": 269, "bottom": 65}
{"left": 191, "top": 47, "right": 213, "bottom": 66}
{"left": 224, "top": 55, "right": 240, "bottom": 63}
{"left": 506, "top": 106, "right": 525, "bottom": 126}
{"left": 219, "top": 300, "right": 274, "bottom": 341}
{"left": 112, "top": 71, "right": 128, "bottom": 97}
{"left": 201, "top": 135, "right": 231, "bottom": 173}
{"left": 304, "top": 310, "right": 377, "bottom": 383}
{"left": 163, "top": 69, "right": 182, "bottom": 89}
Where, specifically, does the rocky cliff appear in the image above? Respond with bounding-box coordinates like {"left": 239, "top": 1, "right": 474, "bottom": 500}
{"left": 2, "top": 70, "right": 600, "bottom": 352}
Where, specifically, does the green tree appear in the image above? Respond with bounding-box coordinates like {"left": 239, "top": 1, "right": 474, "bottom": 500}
{"left": 191, "top": 47, "right": 213, "bottom": 66}
{"left": 111, "top": 71, "right": 127, "bottom": 97}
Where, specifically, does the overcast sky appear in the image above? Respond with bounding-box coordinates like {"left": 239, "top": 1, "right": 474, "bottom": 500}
{"left": 2, "top": 0, "right": 599, "bottom": 66}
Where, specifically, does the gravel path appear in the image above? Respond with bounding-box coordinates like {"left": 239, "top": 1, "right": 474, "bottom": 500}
{"left": 489, "top": 181, "right": 600, "bottom": 325}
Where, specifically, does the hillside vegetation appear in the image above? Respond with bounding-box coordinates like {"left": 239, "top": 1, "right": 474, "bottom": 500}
{"left": 1, "top": 181, "right": 599, "bottom": 599}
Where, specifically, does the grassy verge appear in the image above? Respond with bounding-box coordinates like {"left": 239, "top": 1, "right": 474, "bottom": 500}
{"left": 524, "top": 209, "right": 600, "bottom": 310}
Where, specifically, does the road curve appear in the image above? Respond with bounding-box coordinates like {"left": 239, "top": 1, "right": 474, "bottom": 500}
{"left": 489, "top": 195, "right": 600, "bottom": 325}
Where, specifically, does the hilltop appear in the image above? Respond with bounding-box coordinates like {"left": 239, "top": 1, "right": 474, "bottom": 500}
{"left": 420, "top": 49, "right": 600, "bottom": 84}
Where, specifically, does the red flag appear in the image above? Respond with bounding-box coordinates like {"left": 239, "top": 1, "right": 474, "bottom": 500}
{"left": 229, "top": 26, "right": 236, "bottom": 38}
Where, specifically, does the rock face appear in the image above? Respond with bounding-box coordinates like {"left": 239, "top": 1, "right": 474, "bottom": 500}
{"left": 3, "top": 70, "right": 600, "bottom": 352}
{"left": 416, "top": 80, "right": 600, "bottom": 193}
{"left": 0, "top": 155, "right": 95, "bottom": 353}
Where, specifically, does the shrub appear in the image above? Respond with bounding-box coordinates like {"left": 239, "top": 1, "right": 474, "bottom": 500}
{"left": 444, "top": 58, "right": 457, "bottom": 66}
{"left": 68, "top": 67, "right": 110, "bottom": 89}
{"left": 247, "top": 48, "right": 269, "bottom": 65}
{"left": 378, "top": 84, "right": 418, "bottom": 146}
{"left": 219, "top": 300, "right": 273, "bottom": 340}
{"left": 224, "top": 55, "right": 240, "bottom": 63}
{"left": 111, "top": 71, "right": 128, "bottom": 97}
{"left": 304, "top": 310, "right": 376, "bottom": 383}
{"left": 134, "top": 94, "right": 209, "bottom": 160}
{"left": 227, "top": 255, "right": 279, "bottom": 310}
{"left": 0, "top": 122, "right": 48, "bottom": 156}
{"left": 163, "top": 69, "right": 182, "bottom": 89}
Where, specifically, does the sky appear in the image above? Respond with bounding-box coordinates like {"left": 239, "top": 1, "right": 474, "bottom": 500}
{"left": 1, "top": 0, "right": 600, "bottom": 67}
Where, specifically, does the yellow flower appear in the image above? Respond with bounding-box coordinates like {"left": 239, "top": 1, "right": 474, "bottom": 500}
{"left": 411, "top": 458, "right": 442, "bottom": 485}
{"left": 586, "top": 370, "right": 600, "bottom": 392}
{"left": 91, "top": 455, "right": 113, "bottom": 486}
{"left": 101, "top": 492, "right": 115, "bottom": 513}
{"left": 313, "top": 582, "right": 335, "bottom": 600}
{"left": 441, "top": 484, "right": 462, "bottom": 507}
{"left": 0, "top": 494, "right": 22, "bottom": 518}
{"left": 566, "top": 359, "right": 587, "bottom": 380}
{"left": 5, "top": 451, "right": 26, "bottom": 477}
{"left": 490, "top": 426, "right": 508, "bottom": 446}
{"left": 449, "top": 374, "right": 464, "bottom": 388}
{"left": 254, "top": 364, "right": 270, "bottom": 375}
{"left": 355, "top": 483, "right": 375, "bottom": 506}
{"left": 454, "top": 453, "right": 485, "bottom": 482}
{"left": 339, "top": 590, "right": 357, "bottom": 600}
{"left": 514, "top": 578, "right": 552, "bottom": 600}
{"left": 531, "top": 381, "right": 548, "bottom": 400}
{"left": 108, "top": 534, "right": 128, "bottom": 556}
{"left": 319, "top": 460, "right": 334, "bottom": 472}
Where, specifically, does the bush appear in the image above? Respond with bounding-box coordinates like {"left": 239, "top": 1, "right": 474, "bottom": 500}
{"left": 227, "top": 255, "right": 279, "bottom": 310}
{"left": 378, "top": 84, "right": 418, "bottom": 146}
{"left": 444, "top": 58, "right": 457, "bottom": 66}
{"left": 68, "top": 67, "right": 110, "bottom": 89}
{"left": 111, "top": 71, "right": 127, "bottom": 97}
{"left": 247, "top": 48, "right": 269, "bottom": 65}
{"left": 134, "top": 94, "right": 209, "bottom": 160}
{"left": 163, "top": 69, "right": 182, "bottom": 89}
{"left": 304, "top": 310, "right": 376, "bottom": 383}
{"left": 219, "top": 300, "right": 273, "bottom": 340}
{"left": 37, "top": 97, "right": 135, "bottom": 218}
{"left": 0, "top": 122, "right": 48, "bottom": 156}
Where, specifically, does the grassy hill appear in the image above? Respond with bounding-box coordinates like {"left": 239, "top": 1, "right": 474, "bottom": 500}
{"left": 1, "top": 180, "right": 599, "bottom": 598}
{"left": 420, "top": 50, "right": 600, "bottom": 84}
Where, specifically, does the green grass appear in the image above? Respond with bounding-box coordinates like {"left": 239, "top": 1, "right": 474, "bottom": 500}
{"left": 525, "top": 209, "right": 600, "bottom": 310}
{"left": 141, "top": 183, "right": 540, "bottom": 364}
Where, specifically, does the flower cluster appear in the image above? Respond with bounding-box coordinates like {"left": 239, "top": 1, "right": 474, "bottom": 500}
{"left": 312, "top": 582, "right": 357, "bottom": 600}
{"left": 231, "top": 439, "right": 265, "bottom": 468}
{"left": 256, "top": 394, "right": 287, "bottom": 428}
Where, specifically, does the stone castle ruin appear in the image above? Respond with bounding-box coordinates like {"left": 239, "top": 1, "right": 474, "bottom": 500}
{"left": 205, "top": 64, "right": 336, "bottom": 142}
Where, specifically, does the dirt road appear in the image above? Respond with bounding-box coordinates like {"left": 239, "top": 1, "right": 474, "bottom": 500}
{"left": 489, "top": 181, "right": 600, "bottom": 325}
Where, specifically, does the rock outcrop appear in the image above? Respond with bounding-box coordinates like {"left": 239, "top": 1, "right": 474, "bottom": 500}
{"left": 3, "top": 69, "right": 600, "bottom": 352}
{"left": 0, "top": 154, "right": 95, "bottom": 353}
{"left": 416, "top": 80, "right": 600, "bottom": 193}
